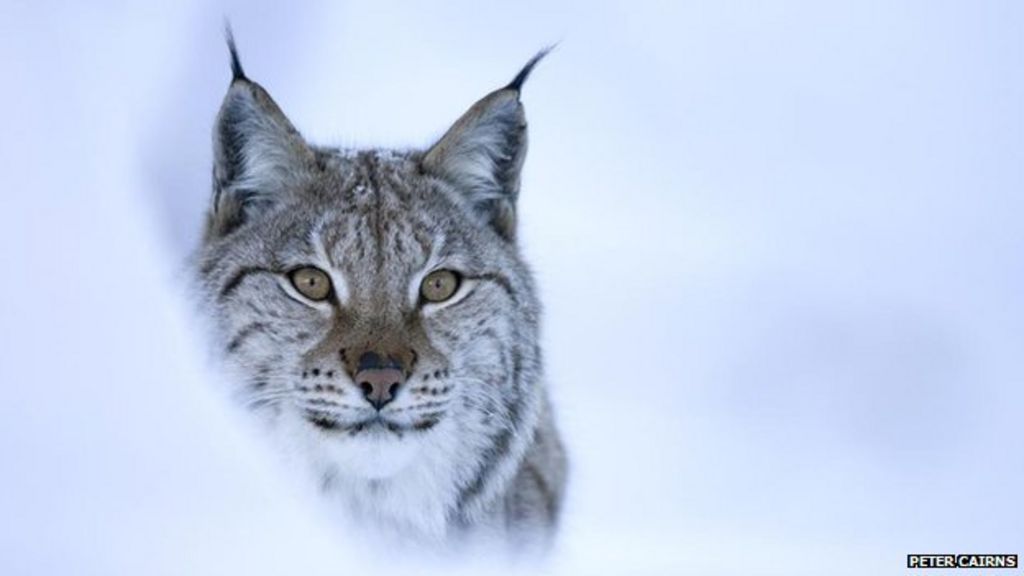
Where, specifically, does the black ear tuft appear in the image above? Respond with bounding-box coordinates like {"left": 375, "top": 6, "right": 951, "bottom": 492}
{"left": 505, "top": 45, "right": 555, "bottom": 93}
{"left": 224, "top": 22, "right": 247, "bottom": 82}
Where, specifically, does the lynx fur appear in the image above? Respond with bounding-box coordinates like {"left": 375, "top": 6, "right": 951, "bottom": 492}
{"left": 193, "top": 32, "right": 566, "bottom": 550}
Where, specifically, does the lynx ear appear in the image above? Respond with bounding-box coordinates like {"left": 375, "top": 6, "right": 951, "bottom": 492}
{"left": 422, "top": 49, "right": 551, "bottom": 241}
{"left": 208, "top": 31, "right": 314, "bottom": 238}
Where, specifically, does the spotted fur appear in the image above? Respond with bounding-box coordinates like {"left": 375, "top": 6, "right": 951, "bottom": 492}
{"left": 193, "top": 35, "right": 566, "bottom": 549}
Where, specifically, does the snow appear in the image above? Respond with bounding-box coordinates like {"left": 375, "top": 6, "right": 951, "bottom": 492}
{"left": 2, "top": 1, "right": 1022, "bottom": 574}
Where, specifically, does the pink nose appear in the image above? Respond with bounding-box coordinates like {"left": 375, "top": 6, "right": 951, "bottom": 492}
{"left": 355, "top": 367, "right": 405, "bottom": 409}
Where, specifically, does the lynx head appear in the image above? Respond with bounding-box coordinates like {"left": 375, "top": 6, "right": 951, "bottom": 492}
{"left": 195, "top": 33, "right": 549, "bottom": 492}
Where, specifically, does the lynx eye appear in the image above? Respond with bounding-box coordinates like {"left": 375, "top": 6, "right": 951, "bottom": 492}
{"left": 420, "top": 269, "right": 461, "bottom": 303}
{"left": 289, "top": 266, "right": 332, "bottom": 301}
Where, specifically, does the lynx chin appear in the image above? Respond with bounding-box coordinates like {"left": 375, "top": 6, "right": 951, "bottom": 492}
{"left": 193, "top": 31, "right": 566, "bottom": 550}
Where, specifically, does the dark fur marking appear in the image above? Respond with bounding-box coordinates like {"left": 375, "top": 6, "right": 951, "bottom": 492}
{"left": 457, "top": 428, "right": 513, "bottom": 513}
{"left": 524, "top": 459, "right": 557, "bottom": 522}
{"left": 457, "top": 341, "right": 527, "bottom": 514}
{"left": 506, "top": 47, "right": 554, "bottom": 93}
{"left": 224, "top": 24, "right": 247, "bottom": 82}
{"left": 227, "top": 322, "right": 268, "bottom": 353}
{"left": 320, "top": 469, "right": 337, "bottom": 492}
{"left": 511, "top": 349, "right": 523, "bottom": 392}
{"left": 200, "top": 259, "right": 217, "bottom": 277}
{"left": 413, "top": 418, "right": 439, "bottom": 431}
{"left": 475, "top": 273, "right": 519, "bottom": 305}
{"left": 220, "top": 267, "right": 274, "bottom": 301}
{"left": 306, "top": 397, "right": 343, "bottom": 407}
{"left": 307, "top": 414, "right": 339, "bottom": 431}
{"left": 368, "top": 155, "right": 386, "bottom": 272}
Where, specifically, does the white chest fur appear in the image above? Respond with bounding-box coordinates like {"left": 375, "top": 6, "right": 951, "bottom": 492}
{"left": 272, "top": 411, "right": 474, "bottom": 541}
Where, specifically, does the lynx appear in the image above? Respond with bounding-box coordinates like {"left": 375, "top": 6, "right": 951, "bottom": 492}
{"left": 193, "top": 32, "right": 566, "bottom": 549}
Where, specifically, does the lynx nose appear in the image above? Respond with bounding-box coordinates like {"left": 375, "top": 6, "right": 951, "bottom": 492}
{"left": 354, "top": 351, "right": 406, "bottom": 410}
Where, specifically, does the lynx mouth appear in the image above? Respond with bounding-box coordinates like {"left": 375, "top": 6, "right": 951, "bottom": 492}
{"left": 304, "top": 411, "right": 440, "bottom": 434}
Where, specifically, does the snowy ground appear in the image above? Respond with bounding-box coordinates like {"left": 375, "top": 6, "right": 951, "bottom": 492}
{"left": 2, "top": 2, "right": 1022, "bottom": 574}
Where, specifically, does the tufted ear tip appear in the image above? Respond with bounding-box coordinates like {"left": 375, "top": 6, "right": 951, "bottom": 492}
{"left": 505, "top": 45, "right": 555, "bottom": 93}
{"left": 223, "top": 21, "right": 247, "bottom": 83}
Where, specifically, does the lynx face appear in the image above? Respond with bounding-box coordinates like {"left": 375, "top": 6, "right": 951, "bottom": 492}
{"left": 200, "top": 148, "right": 539, "bottom": 468}
{"left": 194, "top": 35, "right": 564, "bottom": 541}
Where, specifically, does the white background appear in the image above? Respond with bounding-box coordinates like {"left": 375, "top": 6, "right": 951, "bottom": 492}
{"left": 2, "top": 2, "right": 1021, "bottom": 574}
